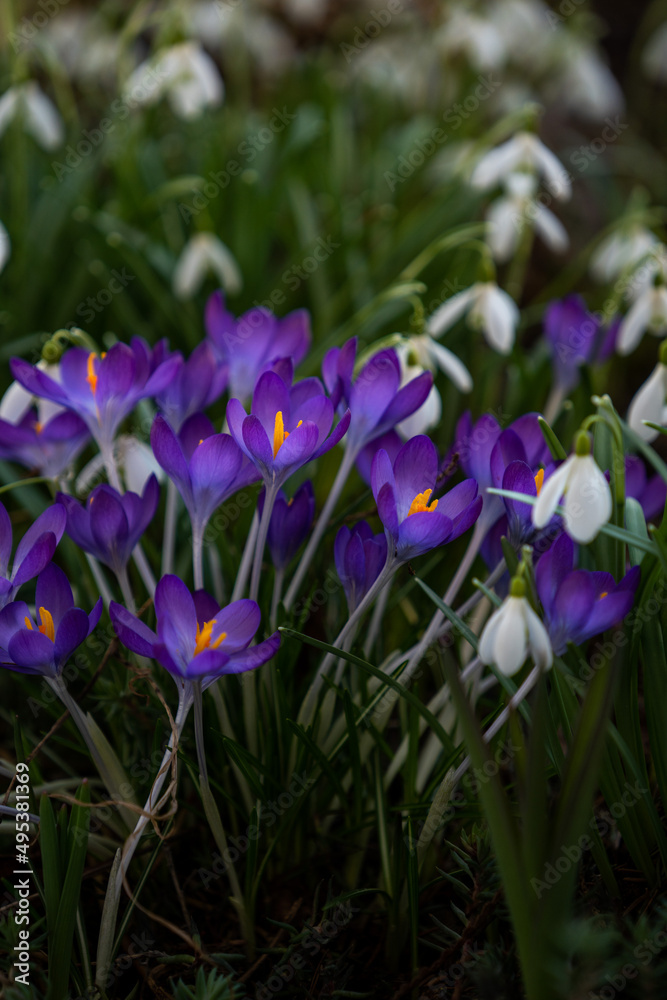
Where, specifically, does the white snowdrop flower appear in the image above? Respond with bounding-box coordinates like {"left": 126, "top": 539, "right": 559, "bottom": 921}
{"left": 489, "top": 0, "right": 552, "bottom": 68}
{"left": 0, "top": 220, "right": 10, "bottom": 274}
{"left": 123, "top": 42, "right": 223, "bottom": 121}
{"left": 479, "top": 577, "right": 553, "bottom": 677}
{"left": 642, "top": 22, "right": 667, "bottom": 83}
{"left": 398, "top": 335, "right": 472, "bottom": 393}
{"left": 436, "top": 9, "right": 507, "bottom": 70}
{"left": 532, "top": 432, "right": 612, "bottom": 544}
{"left": 590, "top": 226, "right": 659, "bottom": 283}
{"left": 428, "top": 282, "right": 519, "bottom": 355}
{"left": 553, "top": 44, "right": 624, "bottom": 121}
{"left": 0, "top": 82, "right": 64, "bottom": 150}
{"left": 173, "top": 233, "right": 242, "bottom": 300}
{"left": 626, "top": 345, "right": 667, "bottom": 443}
{"left": 471, "top": 131, "right": 571, "bottom": 202}
{"left": 617, "top": 284, "right": 667, "bottom": 356}
{"left": 0, "top": 361, "right": 63, "bottom": 425}
{"left": 486, "top": 172, "right": 568, "bottom": 262}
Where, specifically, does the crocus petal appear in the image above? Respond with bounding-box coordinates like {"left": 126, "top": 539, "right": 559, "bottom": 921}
{"left": 376, "top": 482, "right": 399, "bottom": 538}
{"left": 155, "top": 575, "right": 197, "bottom": 660}
{"left": 378, "top": 372, "right": 433, "bottom": 435}
{"left": 272, "top": 421, "right": 319, "bottom": 471}
{"left": 397, "top": 511, "right": 453, "bottom": 560}
{"left": 14, "top": 503, "right": 66, "bottom": 571}
{"left": 393, "top": 435, "right": 439, "bottom": 516}
{"left": 12, "top": 533, "right": 57, "bottom": 588}
{"left": 242, "top": 415, "right": 274, "bottom": 471}
{"left": 0, "top": 503, "right": 12, "bottom": 575}
{"left": 89, "top": 489, "right": 130, "bottom": 569}
{"left": 8, "top": 629, "right": 55, "bottom": 674}
{"left": 208, "top": 631, "right": 281, "bottom": 678}
{"left": 0, "top": 601, "right": 31, "bottom": 650}
{"left": 212, "top": 598, "right": 261, "bottom": 652}
{"left": 54, "top": 608, "right": 90, "bottom": 668}
{"left": 35, "top": 562, "right": 73, "bottom": 629}
{"left": 110, "top": 602, "right": 158, "bottom": 657}
{"left": 151, "top": 416, "right": 190, "bottom": 491}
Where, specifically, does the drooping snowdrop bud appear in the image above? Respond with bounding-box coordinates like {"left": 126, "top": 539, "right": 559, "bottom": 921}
{"left": 479, "top": 576, "right": 553, "bottom": 677}
{"left": 471, "top": 131, "right": 571, "bottom": 202}
{"left": 590, "top": 225, "right": 658, "bottom": 283}
{"left": 487, "top": 172, "right": 568, "bottom": 263}
{"left": 123, "top": 42, "right": 224, "bottom": 121}
{"left": 617, "top": 279, "right": 667, "bottom": 356}
{"left": 427, "top": 282, "right": 519, "bottom": 355}
{"left": 0, "top": 220, "right": 10, "bottom": 274}
{"left": 627, "top": 341, "right": 667, "bottom": 443}
{"left": 173, "top": 233, "right": 242, "bottom": 299}
{"left": 532, "top": 431, "right": 612, "bottom": 544}
{"left": 0, "top": 82, "right": 64, "bottom": 150}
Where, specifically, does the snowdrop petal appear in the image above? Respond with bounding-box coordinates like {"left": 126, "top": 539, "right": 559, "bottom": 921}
{"left": 627, "top": 363, "right": 667, "bottom": 442}
{"left": 23, "top": 83, "right": 64, "bottom": 150}
{"left": 533, "top": 457, "right": 572, "bottom": 529}
{"left": 470, "top": 139, "right": 523, "bottom": 190}
{"left": 617, "top": 294, "right": 654, "bottom": 355}
{"left": 0, "top": 221, "right": 9, "bottom": 274}
{"left": 397, "top": 384, "right": 442, "bottom": 439}
{"left": 476, "top": 285, "right": 519, "bottom": 355}
{"left": 427, "top": 340, "right": 473, "bottom": 393}
{"left": 563, "top": 455, "right": 612, "bottom": 544}
{"left": 487, "top": 197, "right": 520, "bottom": 262}
{"left": 427, "top": 287, "right": 477, "bottom": 338}
{"left": 533, "top": 204, "right": 569, "bottom": 253}
{"left": 530, "top": 136, "right": 571, "bottom": 201}
{"left": 491, "top": 598, "right": 528, "bottom": 676}
{"left": 524, "top": 604, "right": 553, "bottom": 670}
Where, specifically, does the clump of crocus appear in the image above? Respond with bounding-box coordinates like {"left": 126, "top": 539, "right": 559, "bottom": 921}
{"left": 532, "top": 431, "right": 612, "bottom": 544}
{"left": 0, "top": 501, "right": 66, "bottom": 611}
{"left": 0, "top": 563, "right": 102, "bottom": 677}
{"left": 206, "top": 291, "right": 311, "bottom": 402}
{"left": 334, "top": 521, "right": 388, "bottom": 614}
{"left": 479, "top": 574, "right": 553, "bottom": 677}
{"left": 535, "top": 534, "right": 639, "bottom": 656}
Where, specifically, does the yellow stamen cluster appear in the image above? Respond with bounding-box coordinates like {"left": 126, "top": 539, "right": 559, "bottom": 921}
{"left": 194, "top": 619, "right": 226, "bottom": 656}
{"left": 534, "top": 468, "right": 544, "bottom": 495}
{"left": 25, "top": 607, "right": 55, "bottom": 643}
{"left": 408, "top": 488, "right": 438, "bottom": 517}
{"left": 85, "top": 351, "right": 107, "bottom": 395}
{"left": 273, "top": 411, "right": 303, "bottom": 458}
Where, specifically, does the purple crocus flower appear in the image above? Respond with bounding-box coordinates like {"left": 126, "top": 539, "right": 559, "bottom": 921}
{"left": 323, "top": 342, "right": 432, "bottom": 454}
{"left": 0, "top": 408, "right": 90, "bottom": 479}
{"left": 625, "top": 455, "right": 666, "bottom": 524}
{"left": 0, "top": 502, "right": 66, "bottom": 610}
{"left": 535, "top": 533, "right": 640, "bottom": 655}
{"left": 151, "top": 413, "right": 258, "bottom": 540}
{"left": 257, "top": 481, "right": 315, "bottom": 572}
{"left": 227, "top": 371, "right": 350, "bottom": 490}
{"left": 545, "top": 295, "right": 619, "bottom": 393}
{"left": 0, "top": 562, "right": 102, "bottom": 677}
{"left": 110, "top": 574, "right": 280, "bottom": 684}
{"left": 10, "top": 339, "right": 180, "bottom": 452}
{"left": 371, "top": 435, "right": 482, "bottom": 562}
{"left": 153, "top": 342, "right": 228, "bottom": 432}
{"left": 56, "top": 476, "right": 159, "bottom": 577}
{"left": 334, "top": 521, "right": 388, "bottom": 613}
{"left": 205, "top": 291, "right": 311, "bottom": 402}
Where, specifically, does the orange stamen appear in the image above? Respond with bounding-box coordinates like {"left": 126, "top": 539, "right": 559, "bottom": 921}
{"left": 273, "top": 412, "right": 302, "bottom": 458}
{"left": 86, "top": 353, "right": 99, "bottom": 395}
{"left": 194, "top": 619, "right": 226, "bottom": 656}
{"left": 25, "top": 607, "right": 55, "bottom": 642}
{"left": 408, "top": 488, "right": 438, "bottom": 517}
{"left": 534, "top": 468, "right": 544, "bottom": 496}
{"left": 34, "top": 421, "right": 43, "bottom": 434}
{"left": 599, "top": 591, "right": 608, "bottom": 600}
